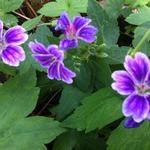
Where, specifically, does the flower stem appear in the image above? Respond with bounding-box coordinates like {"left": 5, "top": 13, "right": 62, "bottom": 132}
{"left": 129, "top": 28, "right": 150, "bottom": 56}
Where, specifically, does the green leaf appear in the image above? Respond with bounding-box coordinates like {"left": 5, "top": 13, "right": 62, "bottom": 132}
{"left": 90, "top": 58, "right": 112, "bottom": 88}
{"left": 0, "top": 0, "right": 24, "bottom": 13}
{"left": 88, "top": 0, "right": 119, "bottom": 46}
{"left": 125, "top": 0, "right": 150, "bottom": 6}
{"left": 75, "top": 61, "right": 93, "bottom": 92}
{"left": 53, "top": 131, "right": 106, "bottom": 150}
{"left": 0, "top": 69, "right": 65, "bottom": 149}
{"left": 126, "top": 6, "right": 150, "bottom": 25}
{"left": 0, "top": 14, "right": 18, "bottom": 26}
{"left": 5, "top": 117, "right": 65, "bottom": 150}
{"left": 106, "top": 45, "right": 130, "bottom": 64}
{"left": 104, "top": 0, "right": 124, "bottom": 18}
{"left": 62, "top": 88, "right": 123, "bottom": 132}
{"left": 133, "top": 22, "right": 150, "bottom": 56}
{"left": 22, "top": 16, "right": 42, "bottom": 31}
{"left": 107, "top": 121, "right": 150, "bottom": 150}
{"left": 53, "top": 131, "right": 77, "bottom": 150}
{"left": 38, "top": 0, "right": 88, "bottom": 18}
{"left": 51, "top": 86, "right": 88, "bottom": 120}
{"left": 0, "top": 62, "right": 16, "bottom": 75}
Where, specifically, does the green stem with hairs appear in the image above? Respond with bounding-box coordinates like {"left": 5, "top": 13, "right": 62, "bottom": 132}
{"left": 129, "top": 28, "right": 150, "bottom": 56}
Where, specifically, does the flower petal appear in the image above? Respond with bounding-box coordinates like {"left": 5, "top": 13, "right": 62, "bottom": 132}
{"left": 29, "top": 41, "right": 48, "bottom": 54}
{"left": 124, "top": 117, "right": 142, "bottom": 128}
{"left": 4, "top": 26, "right": 28, "bottom": 46}
{"left": 73, "top": 16, "right": 91, "bottom": 31}
{"left": 78, "top": 25, "right": 98, "bottom": 43}
{"left": 1, "top": 45, "right": 25, "bottom": 66}
{"left": 55, "top": 12, "right": 71, "bottom": 31}
{"left": 123, "top": 94, "right": 149, "bottom": 123}
{"left": 59, "top": 63, "right": 76, "bottom": 84}
{"left": 111, "top": 71, "right": 135, "bottom": 95}
{"left": 124, "top": 52, "right": 150, "bottom": 83}
{"left": 33, "top": 54, "right": 53, "bottom": 68}
{"left": 48, "top": 61, "right": 61, "bottom": 80}
{"left": 47, "top": 45, "right": 64, "bottom": 61}
{"left": 0, "top": 20, "right": 3, "bottom": 42}
{"left": 59, "top": 39, "right": 78, "bottom": 51}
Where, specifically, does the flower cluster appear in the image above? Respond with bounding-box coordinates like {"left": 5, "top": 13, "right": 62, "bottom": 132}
{"left": 29, "top": 41, "right": 76, "bottom": 84}
{"left": 29, "top": 12, "right": 97, "bottom": 84}
{"left": 112, "top": 52, "right": 150, "bottom": 128}
{"left": 0, "top": 20, "right": 28, "bottom": 66}
{"left": 56, "top": 12, "right": 98, "bottom": 51}
{"left": 0, "top": 12, "right": 97, "bottom": 84}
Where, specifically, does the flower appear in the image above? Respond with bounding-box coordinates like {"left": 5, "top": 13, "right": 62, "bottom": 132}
{"left": 29, "top": 41, "right": 76, "bottom": 84}
{"left": 111, "top": 52, "right": 150, "bottom": 128}
{"left": 55, "top": 12, "right": 98, "bottom": 51}
{"left": 0, "top": 20, "right": 28, "bottom": 66}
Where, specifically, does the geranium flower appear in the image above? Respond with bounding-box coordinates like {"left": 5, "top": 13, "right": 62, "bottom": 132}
{"left": 55, "top": 12, "right": 98, "bottom": 50}
{"left": 112, "top": 52, "right": 150, "bottom": 128}
{"left": 29, "top": 41, "right": 76, "bottom": 84}
{"left": 0, "top": 20, "right": 28, "bottom": 66}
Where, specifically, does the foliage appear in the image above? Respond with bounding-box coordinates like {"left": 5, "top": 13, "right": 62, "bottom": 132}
{"left": 1, "top": 0, "right": 150, "bottom": 149}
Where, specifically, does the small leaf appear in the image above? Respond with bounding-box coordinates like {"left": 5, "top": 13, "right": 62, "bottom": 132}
{"left": 0, "top": 0, "right": 24, "bottom": 13}
{"left": 133, "top": 22, "right": 150, "bottom": 56}
{"left": 22, "top": 16, "right": 42, "bottom": 31}
{"left": 1, "top": 14, "right": 18, "bottom": 26}
{"left": 125, "top": 0, "right": 150, "bottom": 6}
{"left": 38, "top": 0, "right": 87, "bottom": 18}
{"left": 126, "top": 6, "right": 150, "bottom": 25}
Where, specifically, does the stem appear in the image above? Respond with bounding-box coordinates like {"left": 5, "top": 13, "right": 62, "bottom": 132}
{"left": 37, "top": 22, "right": 52, "bottom": 27}
{"left": 25, "top": 0, "right": 37, "bottom": 17}
{"left": 130, "top": 28, "right": 150, "bottom": 56}
{"left": 13, "top": 11, "right": 30, "bottom": 20}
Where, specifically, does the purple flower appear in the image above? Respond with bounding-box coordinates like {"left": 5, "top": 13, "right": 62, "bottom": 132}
{"left": 55, "top": 12, "right": 98, "bottom": 50}
{"left": 111, "top": 52, "right": 150, "bottom": 128}
{"left": 29, "top": 41, "right": 76, "bottom": 84}
{"left": 0, "top": 20, "right": 28, "bottom": 66}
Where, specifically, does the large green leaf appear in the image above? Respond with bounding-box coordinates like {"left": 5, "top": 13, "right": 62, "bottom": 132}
{"left": 75, "top": 61, "right": 93, "bottom": 92}
{"left": 0, "top": 69, "right": 65, "bottom": 149}
{"left": 106, "top": 45, "right": 130, "bottom": 64}
{"left": 53, "top": 131, "right": 106, "bottom": 150}
{"left": 107, "top": 121, "right": 150, "bottom": 150}
{"left": 51, "top": 86, "right": 88, "bottom": 120}
{"left": 0, "top": 62, "right": 16, "bottom": 76}
{"left": 104, "top": 0, "right": 124, "bottom": 18}
{"left": 126, "top": 6, "right": 150, "bottom": 25}
{"left": 88, "top": 0, "right": 119, "bottom": 46}
{"left": 38, "top": 0, "right": 88, "bottom": 18}
{"left": 90, "top": 58, "right": 112, "bottom": 88}
{"left": 62, "top": 88, "right": 123, "bottom": 132}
